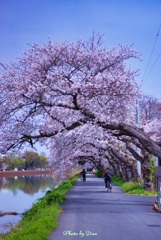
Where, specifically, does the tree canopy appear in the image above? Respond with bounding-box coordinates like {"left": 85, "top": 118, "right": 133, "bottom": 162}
{"left": 0, "top": 33, "right": 161, "bottom": 180}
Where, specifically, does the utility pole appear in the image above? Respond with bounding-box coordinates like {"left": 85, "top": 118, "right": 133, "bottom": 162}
{"left": 136, "top": 99, "right": 141, "bottom": 177}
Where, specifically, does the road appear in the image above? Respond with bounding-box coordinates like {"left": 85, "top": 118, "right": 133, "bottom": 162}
{"left": 49, "top": 174, "right": 160, "bottom": 240}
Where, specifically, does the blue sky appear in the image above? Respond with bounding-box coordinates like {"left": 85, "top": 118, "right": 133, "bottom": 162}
{"left": 0, "top": 0, "right": 161, "bottom": 99}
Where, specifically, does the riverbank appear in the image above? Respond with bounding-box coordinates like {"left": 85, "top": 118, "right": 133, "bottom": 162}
{"left": 0, "top": 174, "right": 79, "bottom": 240}
{"left": 0, "top": 171, "right": 57, "bottom": 235}
{"left": 0, "top": 170, "right": 53, "bottom": 178}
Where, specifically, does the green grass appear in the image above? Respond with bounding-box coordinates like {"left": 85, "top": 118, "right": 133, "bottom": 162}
{"left": 95, "top": 169, "right": 103, "bottom": 178}
{"left": 112, "top": 175, "right": 126, "bottom": 186}
{"left": 112, "top": 175, "right": 157, "bottom": 196}
{"left": 121, "top": 181, "right": 157, "bottom": 196}
{"left": 0, "top": 174, "right": 79, "bottom": 240}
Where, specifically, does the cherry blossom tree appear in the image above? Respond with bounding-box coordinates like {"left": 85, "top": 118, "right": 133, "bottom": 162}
{"left": 0, "top": 33, "right": 161, "bottom": 179}
{"left": 140, "top": 95, "right": 161, "bottom": 122}
{"left": 139, "top": 95, "right": 161, "bottom": 142}
{"left": 0, "top": 33, "right": 140, "bottom": 150}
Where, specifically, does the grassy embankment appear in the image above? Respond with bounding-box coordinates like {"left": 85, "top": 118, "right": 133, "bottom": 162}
{"left": 112, "top": 175, "right": 157, "bottom": 196}
{"left": 0, "top": 174, "right": 79, "bottom": 240}
{"left": 95, "top": 169, "right": 156, "bottom": 195}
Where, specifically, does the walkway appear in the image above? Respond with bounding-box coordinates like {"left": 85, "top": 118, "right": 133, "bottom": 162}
{"left": 49, "top": 174, "right": 160, "bottom": 240}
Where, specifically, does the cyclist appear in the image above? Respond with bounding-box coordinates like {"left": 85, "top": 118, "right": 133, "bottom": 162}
{"left": 104, "top": 168, "right": 112, "bottom": 189}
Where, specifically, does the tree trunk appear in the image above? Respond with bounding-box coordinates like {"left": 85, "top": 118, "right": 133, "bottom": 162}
{"left": 141, "top": 154, "right": 154, "bottom": 191}
{"left": 101, "top": 122, "right": 161, "bottom": 159}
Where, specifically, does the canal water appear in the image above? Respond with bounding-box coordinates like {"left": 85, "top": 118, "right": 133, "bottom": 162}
{"left": 0, "top": 174, "right": 57, "bottom": 234}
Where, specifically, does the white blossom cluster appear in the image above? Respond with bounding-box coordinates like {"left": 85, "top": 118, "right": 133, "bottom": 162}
{"left": 1, "top": 33, "right": 160, "bottom": 179}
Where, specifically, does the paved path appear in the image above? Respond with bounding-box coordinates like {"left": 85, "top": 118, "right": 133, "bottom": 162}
{"left": 49, "top": 174, "right": 160, "bottom": 240}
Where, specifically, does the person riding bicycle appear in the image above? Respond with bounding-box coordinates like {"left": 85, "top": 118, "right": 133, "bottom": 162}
{"left": 104, "top": 168, "right": 112, "bottom": 189}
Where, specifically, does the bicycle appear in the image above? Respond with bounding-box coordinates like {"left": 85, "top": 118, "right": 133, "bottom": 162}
{"left": 106, "top": 181, "right": 112, "bottom": 193}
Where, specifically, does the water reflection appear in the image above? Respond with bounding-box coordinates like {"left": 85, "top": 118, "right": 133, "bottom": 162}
{"left": 0, "top": 175, "right": 55, "bottom": 195}
{"left": 0, "top": 174, "right": 56, "bottom": 234}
